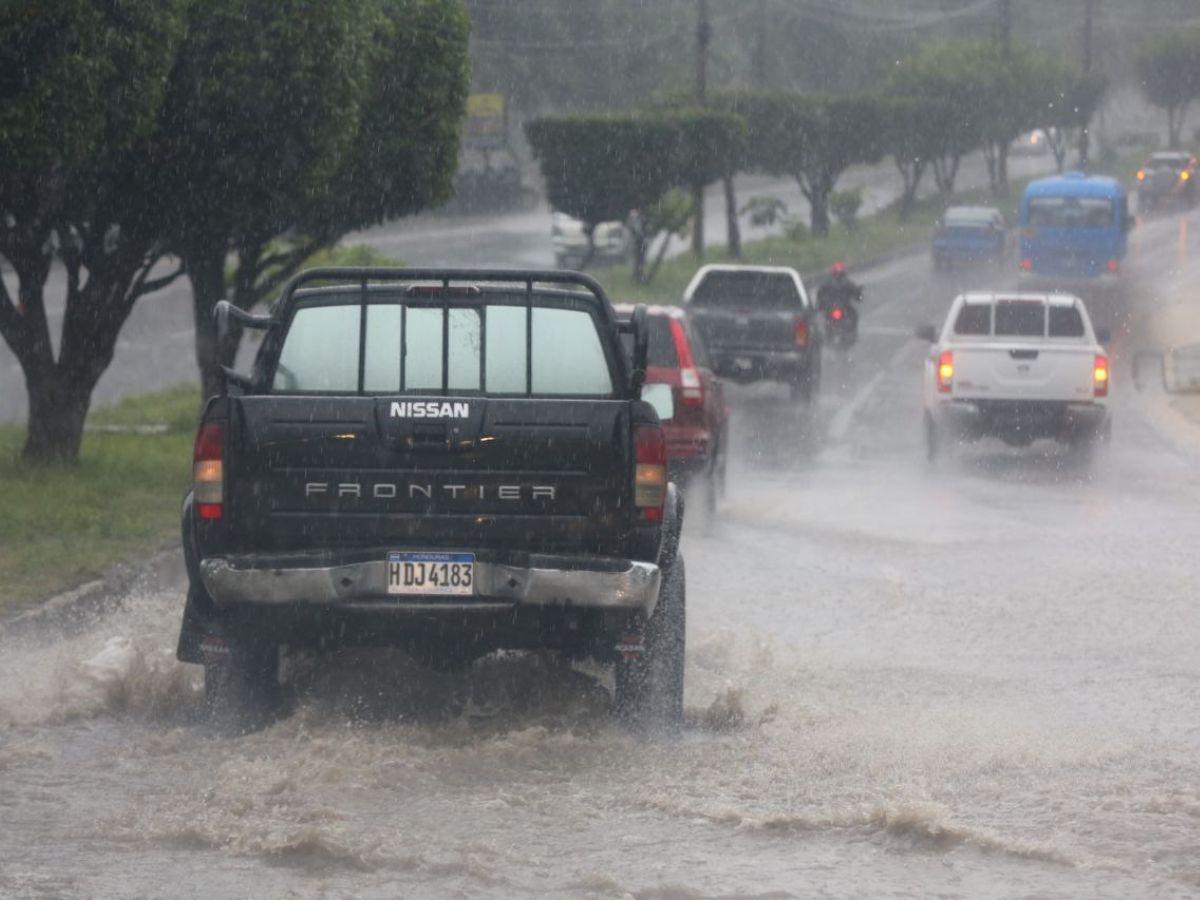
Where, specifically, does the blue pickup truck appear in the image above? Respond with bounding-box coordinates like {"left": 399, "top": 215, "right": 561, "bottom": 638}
{"left": 931, "top": 206, "right": 1009, "bottom": 270}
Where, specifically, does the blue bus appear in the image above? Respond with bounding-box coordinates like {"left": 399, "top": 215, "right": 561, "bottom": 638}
{"left": 1018, "top": 172, "right": 1132, "bottom": 280}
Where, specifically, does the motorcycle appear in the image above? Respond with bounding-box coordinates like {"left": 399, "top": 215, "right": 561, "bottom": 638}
{"left": 824, "top": 301, "right": 858, "bottom": 349}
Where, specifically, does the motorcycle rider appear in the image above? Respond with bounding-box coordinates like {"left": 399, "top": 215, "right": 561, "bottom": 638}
{"left": 817, "top": 262, "right": 863, "bottom": 335}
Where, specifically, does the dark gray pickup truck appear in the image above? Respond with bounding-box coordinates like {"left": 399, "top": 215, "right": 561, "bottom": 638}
{"left": 683, "top": 264, "right": 821, "bottom": 402}
{"left": 177, "top": 269, "right": 685, "bottom": 729}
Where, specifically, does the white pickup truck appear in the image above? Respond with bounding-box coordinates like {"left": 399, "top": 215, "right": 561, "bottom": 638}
{"left": 917, "top": 292, "right": 1111, "bottom": 460}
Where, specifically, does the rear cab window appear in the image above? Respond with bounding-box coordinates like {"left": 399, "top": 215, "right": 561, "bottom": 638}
{"left": 950, "top": 299, "right": 1088, "bottom": 340}
{"left": 271, "top": 292, "right": 617, "bottom": 396}
{"left": 690, "top": 271, "right": 803, "bottom": 310}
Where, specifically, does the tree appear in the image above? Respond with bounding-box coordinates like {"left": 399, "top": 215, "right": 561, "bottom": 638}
{"left": 171, "top": 0, "right": 469, "bottom": 399}
{"left": 1137, "top": 29, "right": 1200, "bottom": 149}
{"left": 881, "top": 97, "right": 949, "bottom": 220}
{"left": 1031, "top": 63, "right": 1108, "bottom": 172}
{"left": 527, "top": 113, "right": 677, "bottom": 275}
{"left": 666, "top": 107, "right": 748, "bottom": 259}
{"left": 526, "top": 109, "right": 742, "bottom": 282}
{"left": 726, "top": 93, "right": 885, "bottom": 236}
{"left": 159, "top": 0, "right": 469, "bottom": 400}
{"left": 0, "top": 0, "right": 187, "bottom": 463}
{"left": 886, "top": 41, "right": 990, "bottom": 197}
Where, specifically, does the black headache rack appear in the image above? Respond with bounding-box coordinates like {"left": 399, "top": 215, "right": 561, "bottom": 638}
{"left": 214, "top": 267, "right": 649, "bottom": 398}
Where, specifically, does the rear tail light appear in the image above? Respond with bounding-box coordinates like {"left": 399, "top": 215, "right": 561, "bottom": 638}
{"left": 1136, "top": 169, "right": 1146, "bottom": 181}
{"left": 830, "top": 307, "right": 844, "bottom": 321}
{"left": 669, "top": 319, "right": 704, "bottom": 407}
{"left": 794, "top": 317, "right": 809, "bottom": 348}
{"left": 193, "top": 422, "right": 225, "bottom": 520}
{"left": 1182, "top": 170, "right": 1191, "bottom": 182}
{"left": 1106, "top": 258, "right": 1119, "bottom": 273}
{"left": 1094, "top": 354, "right": 1109, "bottom": 397}
{"left": 634, "top": 424, "right": 667, "bottom": 522}
{"left": 936, "top": 351, "right": 954, "bottom": 394}
{"left": 1019, "top": 258, "right": 1033, "bottom": 271}
{"left": 679, "top": 367, "right": 703, "bottom": 405}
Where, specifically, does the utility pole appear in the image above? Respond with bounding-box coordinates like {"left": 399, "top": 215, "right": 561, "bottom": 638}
{"left": 1079, "top": 0, "right": 1096, "bottom": 168}
{"left": 692, "top": 0, "right": 710, "bottom": 259}
{"left": 754, "top": 0, "right": 768, "bottom": 90}
{"left": 999, "top": 0, "right": 1012, "bottom": 55}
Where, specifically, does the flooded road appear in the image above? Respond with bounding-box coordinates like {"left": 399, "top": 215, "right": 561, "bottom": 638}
{"left": 4, "top": 210, "right": 1200, "bottom": 898}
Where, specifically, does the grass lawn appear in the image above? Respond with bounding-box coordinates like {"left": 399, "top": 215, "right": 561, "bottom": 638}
{"left": 594, "top": 153, "right": 1144, "bottom": 305}
{"left": 0, "top": 384, "right": 199, "bottom": 616}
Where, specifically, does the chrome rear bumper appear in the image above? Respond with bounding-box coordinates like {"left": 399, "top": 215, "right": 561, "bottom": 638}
{"left": 200, "top": 553, "right": 662, "bottom": 616}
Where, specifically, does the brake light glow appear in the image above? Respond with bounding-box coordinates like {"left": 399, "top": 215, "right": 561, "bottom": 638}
{"left": 669, "top": 319, "right": 704, "bottom": 407}
{"left": 1106, "top": 259, "right": 1119, "bottom": 273}
{"left": 1020, "top": 258, "right": 1033, "bottom": 271}
{"left": 794, "top": 318, "right": 809, "bottom": 348}
{"left": 1094, "top": 354, "right": 1109, "bottom": 397}
{"left": 194, "top": 422, "right": 225, "bottom": 520}
{"left": 634, "top": 424, "right": 667, "bottom": 522}
{"left": 830, "top": 307, "right": 844, "bottom": 321}
{"left": 937, "top": 351, "right": 954, "bottom": 394}
{"left": 1136, "top": 169, "right": 1146, "bottom": 181}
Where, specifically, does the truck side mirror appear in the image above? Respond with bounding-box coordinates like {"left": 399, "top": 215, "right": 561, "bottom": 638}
{"left": 212, "top": 300, "right": 274, "bottom": 395}
{"left": 915, "top": 323, "right": 938, "bottom": 343}
{"left": 629, "top": 304, "right": 649, "bottom": 396}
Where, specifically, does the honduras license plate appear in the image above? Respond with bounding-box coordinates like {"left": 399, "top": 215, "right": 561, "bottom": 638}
{"left": 386, "top": 552, "right": 475, "bottom": 596}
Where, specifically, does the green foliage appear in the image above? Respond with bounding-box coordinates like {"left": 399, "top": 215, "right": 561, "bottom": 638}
{"left": 526, "top": 107, "right": 745, "bottom": 279}
{"left": 525, "top": 112, "right": 678, "bottom": 230}
{"left": 158, "top": 0, "right": 375, "bottom": 250}
{"left": 830, "top": 189, "right": 863, "bottom": 232}
{"left": 741, "top": 196, "right": 788, "bottom": 228}
{"left": 715, "top": 92, "right": 886, "bottom": 235}
{"left": 1137, "top": 28, "right": 1200, "bottom": 147}
{"left": 313, "top": 0, "right": 471, "bottom": 234}
{"left": 663, "top": 107, "right": 748, "bottom": 187}
{"left": 0, "top": 0, "right": 183, "bottom": 188}
{"left": 0, "top": 0, "right": 189, "bottom": 463}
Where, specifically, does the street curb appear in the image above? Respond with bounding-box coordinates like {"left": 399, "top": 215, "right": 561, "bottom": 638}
{"left": 0, "top": 546, "right": 184, "bottom": 642}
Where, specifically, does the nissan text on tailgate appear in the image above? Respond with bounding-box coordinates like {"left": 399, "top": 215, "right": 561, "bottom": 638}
{"left": 918, "top": 292, "right": 1111, "bottom": 461}
{"left": 178, "top": 269, "right": 685, "bottom": 730}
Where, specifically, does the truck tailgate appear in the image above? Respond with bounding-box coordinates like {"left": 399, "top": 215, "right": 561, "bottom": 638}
{"left": 689, "top": 307, "right": 796, "bottom": 352}
{"left": 226, "top": 395, "right": 632, "bottom": 555}
{"left": 952, "top": 343, "right": 1097, "bottom": 402}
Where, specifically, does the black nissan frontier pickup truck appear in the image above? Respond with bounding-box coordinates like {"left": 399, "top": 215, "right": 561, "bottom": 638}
{"left": 177, "top": 269, "right": 685, "bottom": 729}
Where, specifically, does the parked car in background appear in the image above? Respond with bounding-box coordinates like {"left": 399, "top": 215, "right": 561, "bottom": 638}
{"left": 552, "top": 212, "right": 630, "bottom": 269}
{"left": 931, "top": 206, "right": 1009, "bottom": 270}
{"left": 615, "top": 304, "right": 729, "bottom": 512}
{"left": 1135, "top": 151, "right": 1198, "bottom": 211}
{"left": 683, "top": 265, "right": 821, "bottom": 402}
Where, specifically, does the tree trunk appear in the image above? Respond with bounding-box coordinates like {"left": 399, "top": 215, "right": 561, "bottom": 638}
{"left": 644, "top": 230, "right": 673, "bottom": 284}
{"left": 997, "top": 144, "right": 1010, "bottom": 194}
{"left": 895, "top": 158, "right": 926, "bottom": 222}
{"left": 691, "top": 183, "right": 705, "bottom": 259}
{"left": 805, "top": 179, "right": 832, "bottom": 238}
{"left": 723, "top": 175, "right": 741, "bottom": 258}
{"left": 22, "top": 369, "right": 93, "bottom": 464}
{"left": 189, "top": 249, "right": 228, "bottom": 401}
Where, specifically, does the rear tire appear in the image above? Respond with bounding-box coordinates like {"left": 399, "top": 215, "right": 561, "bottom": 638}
{"left": 615, "top": 557, "right": 686, "bottom": 729}
{"left": 204, "top": 639, "right": 282, "bottom": 734}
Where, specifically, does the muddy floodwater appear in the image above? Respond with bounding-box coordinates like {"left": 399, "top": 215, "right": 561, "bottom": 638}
{"left": 5, "top": 216, "right": 1200, "bottom": 898}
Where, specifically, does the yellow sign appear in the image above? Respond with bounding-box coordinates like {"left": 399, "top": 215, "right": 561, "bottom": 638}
{"left": 467, "top": 93, "right": 505, "bottom": 118}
